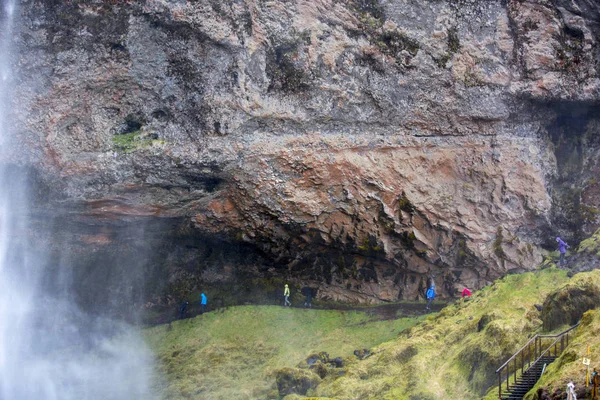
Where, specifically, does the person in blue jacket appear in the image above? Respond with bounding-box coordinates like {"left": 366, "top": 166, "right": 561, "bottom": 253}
{"left": 200, "top": 292, "right": 207, "bottom": 314}
{"left": 556, "top": 237, "right": 570, "bottom": 266}
{"left": 426, "top": 285, "right": 435, "bottom": 310}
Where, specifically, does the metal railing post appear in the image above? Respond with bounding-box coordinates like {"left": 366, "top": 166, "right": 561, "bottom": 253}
{"left": 521, "top": 351, "right": 524, "bottom": 374}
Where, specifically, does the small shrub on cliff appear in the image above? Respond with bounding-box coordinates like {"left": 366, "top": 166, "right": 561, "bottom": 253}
{"left": 494, "top": 226, "right": 506, "bottom": 259}
{"left": 266, "top": 37, "right": 312, "bottom": 93}
{"left": 447, "top": 27, "right": 461, "bottom": 53}
{"left": 397, "top": 192, "right": 415, "bottom": 214}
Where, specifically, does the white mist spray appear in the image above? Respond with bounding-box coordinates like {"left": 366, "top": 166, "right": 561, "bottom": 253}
{"left": 0, "top": 1, "right": 155, "bottom": 398}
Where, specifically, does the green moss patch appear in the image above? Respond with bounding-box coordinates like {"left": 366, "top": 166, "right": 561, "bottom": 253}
{"left": 113, "top": 131, "right": 164, "bottom": 153}
{"left": 578, "top": 228, "right": 600, "bottom": 256}
{"left": 541, "top": 270, "right": 600, "bottom": 331}
{"left": 310, "top": 269, "right": 568, "bottom": 400}
{"left": 145, "top": 306, "right": 424, "bottom": 399}
{"left": 344, "top": 0, "right": 420, "bottom": 70}
{"left": 526, "top": 307, "right": 600, "bottom": 399}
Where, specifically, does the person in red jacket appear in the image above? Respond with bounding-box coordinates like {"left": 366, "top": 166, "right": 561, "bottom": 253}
{"left": 461, "top": 287, "right": 472, "bottom": 298}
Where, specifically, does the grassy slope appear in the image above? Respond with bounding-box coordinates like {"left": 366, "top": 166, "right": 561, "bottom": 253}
{"left": 311, "top": 268, "right": 568, "bottom": 400}
{"left": 145, "top": 267, "right": 600, "bottom": 400}
{"left": 525, "top": 308, "right": 600, "bottom": 399}
{"left": 526, "top": 229, "right": 600, "bottom": 399}
{"left": 144, "top": 305, "right": 425, "bottom": 400}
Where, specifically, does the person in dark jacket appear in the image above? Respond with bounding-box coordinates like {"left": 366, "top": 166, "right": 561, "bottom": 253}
{"left": 556, "top": 237, "right": 570, "bottom": 266}
{"left": 200, "top": 292, "right": 207, "bottom": 314}
{"left": 426, "top": 285, "right": 435, "bottom": 310}
{"left": 302, "top": 287, "right": 313, "bottom": 308}
{"left": 592, "top": 368, "right": 598, "bottom": 400}
{"left": 179, "top": 301, "right": 189, "bottom": 320}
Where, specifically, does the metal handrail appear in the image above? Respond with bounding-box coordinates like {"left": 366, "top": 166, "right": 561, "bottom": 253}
{"left": 496, "top": 323, "right": 580, "bottom": 399}
{"left": 538, "top": 322, "right": 580, "bottom": 338}
{"left": 531, "top": 336, "right": 562, "bottom": 366}
{"left": 496, "top": 334, "right": 540, "bottom": 372}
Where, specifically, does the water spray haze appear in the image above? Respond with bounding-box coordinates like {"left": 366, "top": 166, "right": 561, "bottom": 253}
{"left": 0, "top": 1, "right": 155, "bottom": 398}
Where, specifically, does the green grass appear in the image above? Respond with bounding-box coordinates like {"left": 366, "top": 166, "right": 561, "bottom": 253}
{"left": 144, "top": 269, "right": 571, "bottom": 400}
{"left": 144, "top": 265, "right": 600, "bottom": 399}
{"left": 522, "top": 270, "right": 600, "bottom": 399}
{"left": 309, "top": 268, "right": 568, "bottom": 400}
{"left": 144, "top": 306, "right": 425, "bottom": 400}
{"left": 524, "top": 307, "right": 600, "bottom": 399}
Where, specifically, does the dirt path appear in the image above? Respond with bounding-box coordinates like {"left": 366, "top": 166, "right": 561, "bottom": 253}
{"left": 315, "top": 301, "right": 447, "bottom": 320}
{"left": 149, "top": 301, "right": 448, "bottom": 326}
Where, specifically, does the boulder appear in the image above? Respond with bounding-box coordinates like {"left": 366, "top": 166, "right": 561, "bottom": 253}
{"left": 276, "top": 368, "right": 321, "bottom": 397}
{"left": 541, "top": 272, "right": 600, "bottom": 331}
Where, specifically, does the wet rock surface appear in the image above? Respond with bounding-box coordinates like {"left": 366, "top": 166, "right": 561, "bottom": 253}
{"left": 6, "top": 0, "right": 600, "bottom": 308}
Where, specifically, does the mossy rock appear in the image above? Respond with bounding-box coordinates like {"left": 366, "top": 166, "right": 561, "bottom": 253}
{"left": 459, "top": 318, "right": 527, "bottom": 395}
{"left": 276, "top": 367, "right": 321, "bottom": 396}
{"left": 476, "top": 310, "right": 501, "bottom": 332}
{"left": 541, "top": 271, "right": 600, "bottom": 331}
{"left": 304, "top": 352, "right": 330, "bottom": 366}
{"left": 458, "top": 345, "right": 501, "bottom": 394}
{"left": 395, "top": 344, "right": 418, "bottom": 363}
{"left": 578, "top": 228, "right": 600, "bottom": 255}
{"left": 309, "top": 361, "right": 331, "bottom": 379}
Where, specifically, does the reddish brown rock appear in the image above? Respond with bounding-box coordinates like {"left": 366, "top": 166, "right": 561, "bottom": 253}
{"left": 8, "top": 0, "right": 600, "bottom": 305}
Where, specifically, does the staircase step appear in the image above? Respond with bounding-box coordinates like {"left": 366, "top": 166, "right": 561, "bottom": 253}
{"left": 508, "top": 388, "right": 531, "bottom": 392}
{"left": 497, "top": 324, "right": 579, "bottom": 400}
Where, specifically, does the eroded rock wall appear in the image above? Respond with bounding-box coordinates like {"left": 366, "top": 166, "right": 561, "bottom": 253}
{"left": 7, "top": 0, "right": 600, "bottom": 304}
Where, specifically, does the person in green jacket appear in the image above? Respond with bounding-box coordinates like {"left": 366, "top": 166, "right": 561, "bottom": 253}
{"left": 284, "top": 284, "right": 291, "bottom": 307}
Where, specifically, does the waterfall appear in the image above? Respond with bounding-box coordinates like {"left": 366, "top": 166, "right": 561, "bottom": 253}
{"left": 0, "top": 1, "right": 155, "bottom": 398}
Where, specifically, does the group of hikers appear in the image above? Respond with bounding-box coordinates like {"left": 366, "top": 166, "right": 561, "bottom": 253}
{"left": 424, "top": 283, "right": 471, "bottom": 310}
{"left": 423, "top": 236, "right": 570, "bottom": 310}
{"left": 283, "top": 282, "right": 472, "bottom": 311}
{"left": 178, "top": 237, "right": 570, "bottom": 318}
{"left": 179, "top": 292, "right": 207, "bottom": 319}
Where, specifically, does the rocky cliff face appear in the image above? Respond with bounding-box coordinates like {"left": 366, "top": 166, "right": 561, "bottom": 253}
{"left": 7, "top": 0, "right": 600, "bottom": 306}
